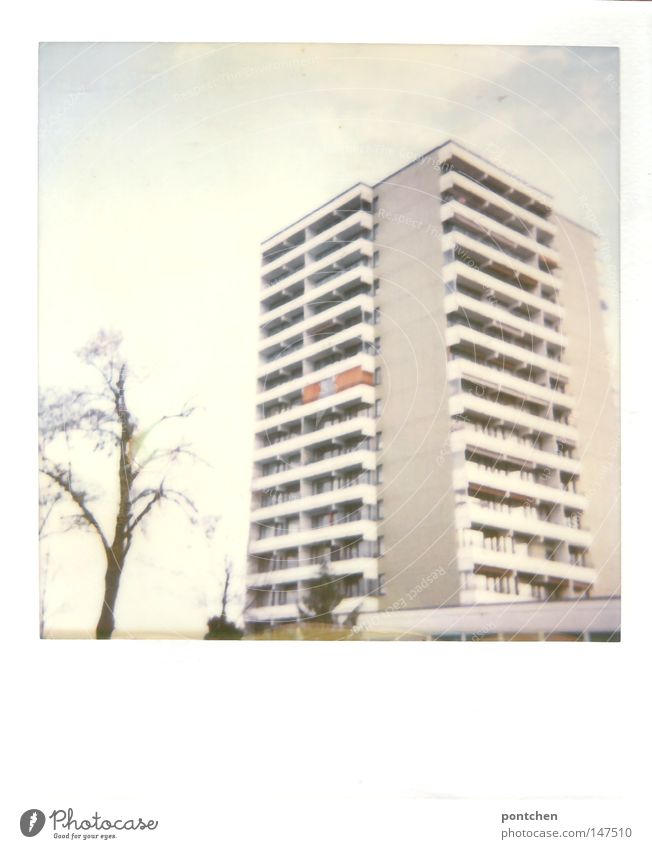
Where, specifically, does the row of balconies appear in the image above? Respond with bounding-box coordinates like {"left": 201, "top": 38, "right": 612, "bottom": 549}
{"left": 448, "top": 390, "right": 577, "bottom": 444}
{"left": 438, "top": 154, "right": 555, "bottom": 232}
{"left": 249, "top": 517, "right": 378, "bottom": 554}
{"left": 254, "top": 414, "right": 375, "bottom": 461}
{"left": 255, "top": 383, "right": 376, "bottom": 434}
{"left": 252, "top": 479, "right": 377, "bottom": 522}
{"left": 452, "top": 462, "right": 586, "bottom": 511}
{"left": 456, "top": 545, "right": 593, "bottom": 586}
{"left": 444, "top": 231, "right": 560, "bottom": 292}
{"left": 449, "top": 425, "right": 580, "bottom": 476}
{"left": 444, "top": 291, "right": 566, "bottom": 348}
{"left": 262, "top": 210, "right": 372, "bottom": 282}
{"left": 258, "top": 316, "right": 375, "bottom": 391}
{"left": 443, "top": 218, "right": 557, "bottom": 276}
{"left": 446, "top": 325, "right": 570, "bottom": 379}
{"left": 455, "top": 497, "right": 590, "bottom": 547}
{"left": 452, "top": 374, "right": 571, "bottom": 424}
{"left": 260, "top": 184, "right": 373, "bottom": 267}
{"left": 443, "top": 261, "right": 563, "bottom": 321}
{"left": 251, "top": 474, "right": 377, "bottom": 522}
{"left": 257, "top": 351, "right": 375, "bottom": 409}
{"left": 250, "top": 539, "right": 379, "bottom": 572}
{"left": 440, "top": 199, "right": 560, "bottom": 267}
{"left": 261, "top": 238, "right": 373, "bottom": 311}
{"left": 259, "top": 268, "right": 373, "bottom": 346}
{"left": 447, "top": 357, "right": 572, "bottom": 412}
{"left": 258, "top": 322, "right": 374, "bottom": 384}
{"left": 247, "top": 556, "right": 380, "bottom": 590}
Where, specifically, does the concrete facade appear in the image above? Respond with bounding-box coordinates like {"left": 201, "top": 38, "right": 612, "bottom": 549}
{"left": 245, "top": 140, "right": 620, "bottom": 633}
{"left": 553, "top": 216, "right": 620, "bottom": 597}
{"left": 373, "top": 155, "right": 461, "bottom": 609}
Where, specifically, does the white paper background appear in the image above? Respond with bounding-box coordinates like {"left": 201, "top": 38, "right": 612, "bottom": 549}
{"left": 2, "top": 1, "right": 651, "bottom": 846}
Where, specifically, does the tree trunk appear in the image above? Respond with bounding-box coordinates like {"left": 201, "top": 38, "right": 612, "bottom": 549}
{"left": 96, "top": 549, "right": 122, "bottom": 639}
{"left": 97, "top": 377, "right": 132, "bottom": 640}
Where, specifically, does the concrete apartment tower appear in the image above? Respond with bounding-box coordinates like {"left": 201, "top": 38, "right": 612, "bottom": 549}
{"left": 245, "top": 140, "right": 619, "bottom": 633}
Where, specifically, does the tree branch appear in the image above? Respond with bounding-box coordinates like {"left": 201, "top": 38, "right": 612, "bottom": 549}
{"left": 41, "top": 466, "right": 110, "bottom": 553}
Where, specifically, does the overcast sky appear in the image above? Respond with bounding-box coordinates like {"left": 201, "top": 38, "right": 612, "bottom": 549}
{"left": 38, "top": 43, "right": 619, "bottom": 637}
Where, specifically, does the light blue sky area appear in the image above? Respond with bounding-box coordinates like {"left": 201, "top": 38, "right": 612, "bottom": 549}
{"left": 38, "top": 44, "right": 619, "bottom": 635}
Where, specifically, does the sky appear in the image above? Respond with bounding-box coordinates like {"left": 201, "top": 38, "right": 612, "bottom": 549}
{"left": 38, "top": 43, "right": 619, "bottom": 638}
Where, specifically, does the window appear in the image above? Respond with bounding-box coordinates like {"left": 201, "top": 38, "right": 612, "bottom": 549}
{"left": 373, "top": 223, "right": 380, "bottom": 240}
{"left": 377, "top": 499, "right": 384, "bottom": 520}
{"left": 373, "top": 251, "right": 380, "bottom": 268}
{"left": 372, "top": 196, "right": 379, "bottom": 214}
{"left": 373, "top": 306, "right": 381, "bottom": 325}
{"left": 375, "top": 399, "right": 382, "bottom": 418}
{"left": 377, "top": 536, "right": 385, "bottom": 557}
{"left": 374, "top": 336, "right": 381, "bottom": 353}
{"left": 373, "top": 278, "right": 380, "bottom": 294}
{"left": 376, "top": 464, "right": 383, "bottom": 484}
{"left": 375, "top": 431, "right": 383, "bottom": 450}
{"left": 374, "top": 367, "right": 382, "bottom": 386}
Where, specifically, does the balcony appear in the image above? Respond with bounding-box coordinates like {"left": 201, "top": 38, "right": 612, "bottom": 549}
{"left": 262, "top": 210, "right": 373, "bottom": 279}
{"left": 447, "top": 358, "right": 573, "bottom": 411}
{"left": 449, "top": 426, "right": 581, "bottom": 475}
{"left": 260, "top": 238, "right": 373, "bottom": 310}
{"left": 440, "top": 143, "right": 553, "bottom": 210}
{"left": 249, "top": 517, "right": 377, "bottom": 554}
{"left": 257, "top": 351, "right": 375, "bottom": 406}
{"left": 441, "top": 200, "right": 560, "bottom": 267}
{"left": 456, "top": 499, "right": 591, "bottom": 547}
{"left": 247, "top": 556, "right": 378, "bottom": 588}
{"left": 261, "top": 184, "right": 373, "bottom": 259}
{"left": 453, "top": 463, "right": 587, "bottom": 511}
{"left": 254, "top": 415, "right": 375, "bottom": 463}
{"left": 260, "top": 266, "right": 374, "bottom": 340}
{"left": 443, "top": 261, "right": 563, "bottom": 321}
{"left": 439, "top": 167, "right": 556, "bottom": 236}
{"left": 253, "top": 466, "right": 377, "bottom": 506}
{"left": 258, "top": 322, "right": 375, "bottom": 382}
{"left": 448, "top": 392, "right": 577, "bottom": 443}
{"left": 255, "top": 383, "right": 376, "bottom": 434}
{"left": 443, "top": 231, "right": 560, "bottom": 291}
{"left": 446, "top": 325, "right": 571, "bottom": 378}
{"left": 457, "top": 545, "right": 595, "bottom": 585}
{"left": 444, "top": 292, "right": 567, "bottom": 348}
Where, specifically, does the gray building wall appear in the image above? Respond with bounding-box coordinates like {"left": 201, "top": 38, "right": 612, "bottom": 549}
{"left": 373, "top": 156, "right": 461, "bottom": 610}
{"left": 553, "top": 215, "right": 620, "bottom": 597}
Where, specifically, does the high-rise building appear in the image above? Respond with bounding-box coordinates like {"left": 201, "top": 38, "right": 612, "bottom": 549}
{"left": 245, "top": 139, "right": 619, "bottom": 636}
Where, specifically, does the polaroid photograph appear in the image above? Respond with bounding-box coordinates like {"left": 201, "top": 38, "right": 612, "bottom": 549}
{"left": 38, "top": 43, "right": 619, "bottom": 642}
{"left": 4, "top": 3, "right": 651, "bottom": 846}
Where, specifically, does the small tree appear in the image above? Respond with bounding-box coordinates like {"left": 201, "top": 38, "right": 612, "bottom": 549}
{"left": 299, "top": 560, "right": 362, "bottom": 628}
{"left": 39, "top": 330, "right": 199, "bottom": 639}
{"left": 300, "top": 560, "right": 345, "bottom": 625}
{"left": 204, "top": 557, "right": 243, "bottom": 640}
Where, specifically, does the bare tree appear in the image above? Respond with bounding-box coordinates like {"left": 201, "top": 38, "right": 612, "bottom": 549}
{"left": 39, "top": 330, "right": 199, "bottom": 639}
{"left": 204, "top": 556, "right": 243, "bottom": 640}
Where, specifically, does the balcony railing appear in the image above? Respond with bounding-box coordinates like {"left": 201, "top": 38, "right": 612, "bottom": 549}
{"left": 307, "top": 439, "right": 374, "bottom": 464}
{"left": 447, "top": 222, "right": 534, "bottom": 265}
{"left": 309, "top": 541, "right": 377, "bottom": 563}
{"left": 312, "top": 470, "right": 376, "bottom": 494}
{"left": 260, "top": 490, "right": 302, "bottom": 508}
